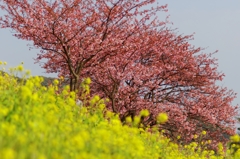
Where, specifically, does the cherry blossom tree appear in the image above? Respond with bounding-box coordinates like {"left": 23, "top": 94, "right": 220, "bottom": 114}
{"left": 0, "top": 0, "right": 238, "bottom": 149}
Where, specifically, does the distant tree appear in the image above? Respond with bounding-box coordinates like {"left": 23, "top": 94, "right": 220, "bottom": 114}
{"left": 0, "top": 0, "right": 238, "bottom": 149}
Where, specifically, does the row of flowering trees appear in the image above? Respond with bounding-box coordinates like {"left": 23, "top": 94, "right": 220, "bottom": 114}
{"left": 0, "top": 0, "right": 238, "bottom": 149}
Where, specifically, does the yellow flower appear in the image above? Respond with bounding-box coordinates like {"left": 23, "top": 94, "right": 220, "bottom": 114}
{"left": 71, "top": 134, "right": 85, "bottom": 149}
{"left": 126, "top": 116, "right": 132, "bottom": 123}
{"left": 25, "top": 70, "right": 31, "bottom": 76}
{"left": 218, "top": 143, "right": 224, "bottom": 154}
{"left": 26, "top": 81, "right": 34, "bottom": 89}
{"left": 59, "top": 76, "right": 64, "bottom": 81}
{"left": 99, "top": 103, "right": 105, "bottom": 110}
{"left": 193, "top": 134, "right": 198, "bottom": 139}
{"left": 64, "top": 85, "right": 70, "bottom": 91}
{"left": 38, "top": 154, "right": 46, "bottom": 159}
{"left": 62, "top": 90, "right": 68, "bottom": 96}
{"left": 70, "top": 92, "right": 76, "bottom": 99}
{"left": 0, "top": 107, "right": 9, "bottom": 116}
{"left": 157, "top": 113, "right": 168, "bottom": 124}
{"left": 90, "top": 95, "right": 100, "bottom": 105}
{"left": 84, "top": 85, "right": 90, "bottom": 94}
{"left": 106, "top": 111, "right": 114, "bottom": 118}
{"left": 133, "top": 116, "right": 141, "bottom": 126}
{"left": 20, "top": 86, "right": 32, "bottom": 100}
{"left": 3, "top": 61, "right": 7, "bottom": 65}
{"left": 202, "top": 130, "right": 207, "bottom": 135}
{"left": 53, "top": 79, "right": 59, "bottom": 85}
{"left": 17, "top": 65, "right": 24, "bottom": 72}
{"left": 208, "top": 140, "right": 211, "bottom": 144}
{"left": 84, "top": 77, "right": 91, "bottom": 84}
{"left": 140, "top": 109, "right": 149, "bottom": 117}
{"left": 0, "top": 148, "right": 15, "bottom": 159}
{"left": 230, "top": 134, "right": 240, "bottom": 142}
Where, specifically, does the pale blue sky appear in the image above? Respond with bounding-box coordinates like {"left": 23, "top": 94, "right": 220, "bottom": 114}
{"left": 159, "top": 0, "right": 240, "bottom": 107}
{"left": 0, "top": 1, "right": 240, "bottom": 107}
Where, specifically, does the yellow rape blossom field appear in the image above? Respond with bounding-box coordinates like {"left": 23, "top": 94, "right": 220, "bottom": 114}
{"left": 1, "top": 62, "right": 240, "bottom": 159}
